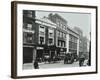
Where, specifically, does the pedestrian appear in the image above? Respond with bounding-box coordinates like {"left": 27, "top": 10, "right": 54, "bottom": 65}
{"left": 79, "top": 54, "right": 85, "bottom": 67}
{"left": 34, "top": 59, "right": 39, "bottom": 69}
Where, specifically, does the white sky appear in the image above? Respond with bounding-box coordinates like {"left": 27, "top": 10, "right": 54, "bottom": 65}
{"left": 36, "top": 10, "right": 91, "bottom": 39}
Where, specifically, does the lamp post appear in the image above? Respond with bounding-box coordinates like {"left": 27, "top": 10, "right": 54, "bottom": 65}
{"left": 88, "top": 32, "right": 91, "bottom": 66}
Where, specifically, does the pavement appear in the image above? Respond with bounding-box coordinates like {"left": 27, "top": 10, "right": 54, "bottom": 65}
{"left": 23, "top": 60, "right": 88, "bottom": 70}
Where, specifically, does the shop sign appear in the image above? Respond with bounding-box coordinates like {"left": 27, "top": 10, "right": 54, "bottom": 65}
{"left": 37, "top": 47, "right": 44, "bottom": 49}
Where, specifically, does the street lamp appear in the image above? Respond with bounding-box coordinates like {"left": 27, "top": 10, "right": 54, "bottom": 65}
{"left": 88, "top": 32, "right": 91, "bottom": 66}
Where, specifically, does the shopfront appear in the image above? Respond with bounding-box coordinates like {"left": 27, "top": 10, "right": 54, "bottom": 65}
{"left": 23, "top": 44, "right": 36, "bottom": 63}
{"left": 36, "top": 46, "right": 44, "bottom": 62}
{"left": 56, "top": 47, "right": 66, "bottom": 60}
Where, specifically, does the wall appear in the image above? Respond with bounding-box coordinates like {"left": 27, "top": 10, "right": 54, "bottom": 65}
{"left": 0, "top": 0, "right": 99, "bottom": 80}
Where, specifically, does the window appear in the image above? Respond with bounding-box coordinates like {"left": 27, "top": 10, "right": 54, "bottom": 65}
{"left": 58, "top": 41, "right": 59, "bottom": 46}
{"left": 39, "top": 37, "right": 44, "bottom": 44}
{"left": 61, "top": 23, "right": 63, "bottom": 28}
{"left": 27, "top": 24, "right": 32, "bottom": 30}
{"left": 69, "top": 41, "right": 72, "bottom": 49}
{"left": 60, "top": 32, "right": 62, "bottom": 37}
{"left": 57, "top": 20, "right": 60, "bottom": 27}
{"left": 58, "top": 40, "right": 61, "bottom": 47}
{"left": 61, "top": 32, "right": 63, "bottom": 37}
{"left": 40, "top": 25, "right": 44, "bottom": 29}
{"left": 39, "top": 25, "right": 45, "bottom": 36}
{"left": 61, "top": 41, "right": 63, "bottom": 47}
{"left": 23, "top": 32, "right": 34, "bottom": 43}
{"left": 28, "top": 11, "right": 32, "bottom": 17}
{"left": 63, "top": 25, "right": 66, "bottom": 30}
{"left": 49, "top": 33, "right": 53, "bottom": 37}
{"left": 48, "top": 29, "right": 54, "bottom": 37}
{"left": 61, "top": 41, "right": 65, "bottom": 47}
{"left": 69, "top": 36, "right": 72, "bottom": 41}
{"left": 48, "top": 38, "right": 53, "bottom": 45}
{"left": 80, "top": 40, "right": 82, "bottom": 44}
{"left": 27, "top": 33, "right": 33, "bottom": 42}
{"left": 57, "top": 21, "right": 59, "bottom": 27}
{"left": 59, "top": 41, "right": 61, "bottom": 47}
{"left": 75, "top": 38, "right": 77, "bottom": 43}
{"left": 64, "top": 43, "right": 65, "bottom": 47}
{"left": 57, "top": 31, "right": 60, "bottom": 37}
{"left": 64, "top": 33, "right": 66, "bottom": 38}
{"left": 39, "top": 31, "right": 45, "bottom": 36}
{"left": 63, "top": 33, "right": 66, "bottom": 38}
{"left": 39, "top": 25, "right": 45, "bottom": 32}
{"left": 72, "top": 37, "right": 74, "bottom": 42}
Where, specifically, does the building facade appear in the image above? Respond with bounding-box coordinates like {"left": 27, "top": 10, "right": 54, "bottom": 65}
{"left": 74, "top": 27, "right": 84, "bottom": 56}
{"left": 74, "top": 27, "right": 89, "bottom": 58}
{"left": 67, "top": 27, "right": 79, "bottom": 57}
{"left": 23, "top": 10, "right": 57, "bottom": 63}
{"left": 35, "top": 17, "right": 57, "bottom": 62}
{"left": 48, "top": 13, "right": 67, "bottom": 58}
{"left": 82, "top": 36, "right": 89, "bottom": 59}
{"left": 48, "top": 13, "right": 79, "bottom": 58}
{"left": 23, "top": 11, "right": 80, "bottom": 63}
{"left": 23, "top": 10, "right": 36, "bottom": 63}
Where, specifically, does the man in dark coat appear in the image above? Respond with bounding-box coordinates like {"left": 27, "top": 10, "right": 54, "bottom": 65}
{"left": 79, "top": 54, "right": 85, "bottom": 67}
{"left": 34, "top": 59, "right": 39, "bottom": 69}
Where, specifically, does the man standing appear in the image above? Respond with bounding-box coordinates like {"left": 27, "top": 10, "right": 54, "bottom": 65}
{"left": 79, "top": 54, "right": 85, "bottom": 67}
{"left": 34, "top": 59, "right": 39, "bottom": 69}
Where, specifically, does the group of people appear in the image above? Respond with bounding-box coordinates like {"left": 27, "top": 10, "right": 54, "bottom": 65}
{"left": 33, "top": 53, "right": 89, "bottom": 69}
{"left": 64, "top": 53, "right": 88, "bottom": 67}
